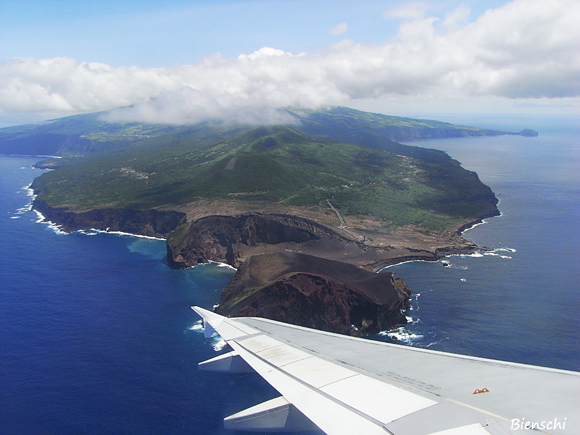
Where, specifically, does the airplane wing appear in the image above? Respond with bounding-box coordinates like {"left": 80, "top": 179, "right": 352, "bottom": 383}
{"left": 192, "top": 306, "right": 579, "bottom": 434}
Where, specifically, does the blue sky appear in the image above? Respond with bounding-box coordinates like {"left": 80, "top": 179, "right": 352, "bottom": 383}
{"left": 1, "top": 0, "right": 511, "bottom": 67}
{"left": 0, "top": 0, "right": 578, "bottom": 125}
{"left": 1, "top": 0, "right": 388, "bottom": 66}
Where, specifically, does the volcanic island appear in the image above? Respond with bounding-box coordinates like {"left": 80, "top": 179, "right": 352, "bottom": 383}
{"left": 0, "top": 107, "right": 530, "bottom": 336}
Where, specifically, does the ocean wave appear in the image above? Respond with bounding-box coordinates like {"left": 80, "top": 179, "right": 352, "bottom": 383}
{"left": 483, "top": 252, "right": 512, "bottom": 259}
{"left": 33, "top": 210, "right": 44, "bottom": 222}
{"left": 442, "top": 247, "right": 515, "bottom": 265}
{"left": 212, "top": 338, "right": 227, "bottom": 351}
{"left": 411, "top": 290, "right": 433, "bottom": 312}
{"left": 404, "top": 314, "right": 423, "bottom": 326}
{"left": 46, "top": 222, "right": 67, "bottom": 235}
{"left": 379, "top": 327, "right": 424, "bottom": 345}
{"left": 187, "top": 320, "right": 227, "bottom": 351}
{"left": 188, "top": 321, "right": 204, "bottom": 332}
{"left": 490, "top": 247, "right": 515, "bottom": 259}
{"left": 462, "top": 251, "right": 484, "bottom": 258}
{"left": 495, "top": 247, "right": 516, "bottom": 253}
{"left": 378, "top": 259, "right": 432, "bottom": 271}
{"left": 207, "top": 260, "right": 237, "bottom": 270}
{"left": 441, "top": 260, "right": 469, "bottom": 270}
{"left": 33, "top": 210, "right": 68, "bottom": 235}
{"left": 461, "top": 220, "right": 487, "bottom": 234}
{"left": 15, "top": 204, "right": 32, "bottom": 214}
{"left": 425, "top": 337, "right": 450, "bottom": 348}
{"left": 11, "top": 185, "right": 39, "bottom": 220}
{"left": 89, "top": 229, "right": 164, "bottom": 240}
{"left": 461, "top": 207, "right": 504, "bottom": 235}
{"left": 410, "top": 294, "right": 420, "bottom": 311}
{"left": 35, "top": 221, "right": 168, "bottom": 243}
{"left": 76, "top": 229, "right": 100, "bottom": 236}
{"left": 13, "top": 187, "right": 34, "bottom": 216}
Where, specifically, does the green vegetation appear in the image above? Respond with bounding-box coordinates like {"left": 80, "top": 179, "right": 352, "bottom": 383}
{"left": 0, "top": 106, "right": 517, "bottom": 158}
{"left": 31, "top": 122, "right": 498, "bottom": 232}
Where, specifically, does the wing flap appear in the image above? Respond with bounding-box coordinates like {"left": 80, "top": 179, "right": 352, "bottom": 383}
{"left": 198, "top": 351, "right": 254, "bottom": 373}
{"left": 320, "top": 374, "right": 436, "bottom": 425}
{"left": 281, "top": 356, "right": 358, "bottom": 388}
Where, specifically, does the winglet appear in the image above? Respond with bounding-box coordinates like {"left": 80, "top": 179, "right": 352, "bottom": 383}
{"left": 191, "top": 305, "right": 221, "bottom": 322}
{"left": 191, "top": 306, "right": 259, "bottom": 340}
{"left": 192, "top": 306, "right": 220, "bottom": 338}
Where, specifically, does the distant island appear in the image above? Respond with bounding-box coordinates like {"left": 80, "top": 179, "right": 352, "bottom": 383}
{"left": 1, "top": 106, "right": 537, "bottom": 335}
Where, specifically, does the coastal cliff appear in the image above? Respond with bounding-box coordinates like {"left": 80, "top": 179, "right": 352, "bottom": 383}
{"left": 33, "top": 199, "right": 186, "bottom": 238}
{"left": 167, "top": 213, "right": 348, "bottom": 268}
{"left": 164, "top": 212, "right": 490, "bottom": 334}
{"left": 166, "top": 212, "right": 481, "bottom": 271}
{"left": 215, "top": 252, "right": 411, "bottom": 336}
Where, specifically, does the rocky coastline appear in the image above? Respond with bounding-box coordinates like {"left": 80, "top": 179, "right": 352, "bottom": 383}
{"left": 31, "top": 203, "right": 491, "bottom": 336}
{"left": 165, "top": 212, "right": 483, "bottom": 272}
{"left": 32, "top": 199, "right": 186, "bottom": 238}
{"left": 162, "top": 211, "right": 491, "bottom": 335}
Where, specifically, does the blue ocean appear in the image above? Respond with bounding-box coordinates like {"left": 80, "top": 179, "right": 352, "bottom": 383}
{"left": 1, "top": 115, "right": 578, "bottom": 434}
{"left": 383, "top": 115, "right": 580, "bottom": 370}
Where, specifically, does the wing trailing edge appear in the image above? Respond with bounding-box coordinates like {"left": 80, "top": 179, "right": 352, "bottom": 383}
{"left": 198, "top": 351, "right": 254, "bottom": 373}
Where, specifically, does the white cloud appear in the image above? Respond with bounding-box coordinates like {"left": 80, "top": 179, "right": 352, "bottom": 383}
{"left": 1, "top": 0, "right": 579, "bottom": 124}
{"left": 330, "top": 22, "right": 349, "bottom": 35}
{"left": 384, "top": 2, "right": 430, "bottom": 20}
{"left": 441, "top": 5, "right": 470, "bottom": 28}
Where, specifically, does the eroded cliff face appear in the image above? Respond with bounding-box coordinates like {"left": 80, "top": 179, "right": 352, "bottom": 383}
{"left": 33, "top": 199, "right": 186, "bottom": 238}
{"left": 166, "top": 212, "right": 480, "bottom": 272}
{"left": 215, "top": 252, "right": 411, "bottom": 336}
{"left": 166, "top": 213, "right": 354, "bottom": 269}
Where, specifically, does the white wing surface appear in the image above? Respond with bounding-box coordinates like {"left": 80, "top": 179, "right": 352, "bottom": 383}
{"left": 193, "top": 306, "right": 579, "bottom": 435}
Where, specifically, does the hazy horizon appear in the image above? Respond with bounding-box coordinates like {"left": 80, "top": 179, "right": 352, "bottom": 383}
{"left": 1, "top": 0, "right": 578, "bottom": 127}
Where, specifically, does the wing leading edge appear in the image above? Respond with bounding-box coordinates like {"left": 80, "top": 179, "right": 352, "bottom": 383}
{"left": 192, "top": 306, "right": 579, "bottom": 435}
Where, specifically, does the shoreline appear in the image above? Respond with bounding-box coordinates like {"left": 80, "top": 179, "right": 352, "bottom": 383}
{"left": 368, "top": 244, "right": 483, "bottom": 272}
{"left": 26, "top": 147, "right": 501, "bottom": 275}
{"left": 35, "top": 205, "right": 484, "bottom": 274}
{"left": 32, "top": 200, "right": 493, "bottom": 271}
{"left": 0, "top": 153, "right": 61, "bottom": 159}
{"left": 20, "top": 156, "right": 500, "bottom": 338}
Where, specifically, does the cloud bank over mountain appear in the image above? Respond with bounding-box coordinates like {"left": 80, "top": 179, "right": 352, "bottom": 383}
{"left": 1, "top": 0, "right": 578, "bottom": 124}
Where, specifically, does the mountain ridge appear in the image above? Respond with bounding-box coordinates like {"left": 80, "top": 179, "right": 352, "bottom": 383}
{"left": 0, "top": 106, "right": 535, "bottom": 159}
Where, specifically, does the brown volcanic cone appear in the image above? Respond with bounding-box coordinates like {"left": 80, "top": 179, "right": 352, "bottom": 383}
{"left": 215, "top": 252, "right": 411, "bottom": 336}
